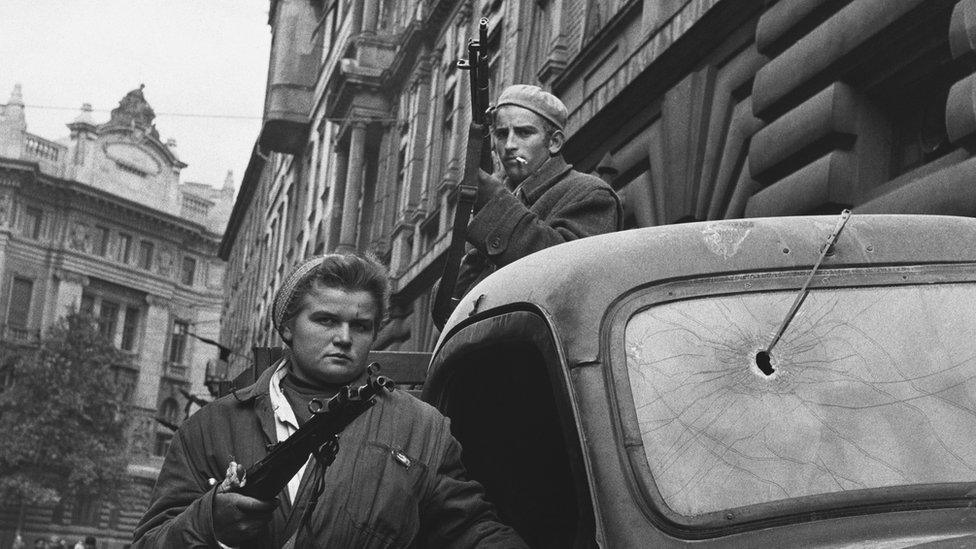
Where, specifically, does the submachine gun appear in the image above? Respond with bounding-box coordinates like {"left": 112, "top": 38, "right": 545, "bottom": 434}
{"left": 431, "top": 18, "right": 492, "bottom": 330}
{"left": 230, "top": 364, "right": 396, "bottom": 500}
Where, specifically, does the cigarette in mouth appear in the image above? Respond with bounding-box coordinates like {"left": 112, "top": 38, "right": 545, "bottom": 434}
{"left": 514, "top": 157, "right": 527, "bottom": 165}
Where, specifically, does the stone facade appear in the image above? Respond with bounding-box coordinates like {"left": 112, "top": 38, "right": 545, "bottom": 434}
{"left": 220, "top": 0, "right": 976, "bottom": 366}
{"left": 0, "top": 85, "right": 233, "bottom": 548}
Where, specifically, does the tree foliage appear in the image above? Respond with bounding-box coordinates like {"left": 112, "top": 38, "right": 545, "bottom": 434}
{"left": 0, "top": 312, "right": 132, "bottom": 507}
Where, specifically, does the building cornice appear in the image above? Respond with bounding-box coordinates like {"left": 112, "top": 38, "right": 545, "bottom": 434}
{"left": 0, "top": 157, "right": 222, "bottom": 244}
{"left": 218, "top": 142, "right": 266, "bottom": 260}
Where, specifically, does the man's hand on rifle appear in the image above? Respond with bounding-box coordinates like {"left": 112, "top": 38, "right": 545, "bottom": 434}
{"left": 211, "top": 462, "right": 277, "bottom": 545}
{"left": 475, "top": 169, "right": 507, "bottom": 212}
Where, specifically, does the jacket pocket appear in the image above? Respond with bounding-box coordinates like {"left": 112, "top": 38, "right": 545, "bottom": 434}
{"left": 341, "top": 440, "right": 428, "bottom": 547}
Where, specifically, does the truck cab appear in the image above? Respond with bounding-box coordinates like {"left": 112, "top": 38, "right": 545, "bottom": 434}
{"left": 421, "top": 215, "right": 976, "bottom": 548}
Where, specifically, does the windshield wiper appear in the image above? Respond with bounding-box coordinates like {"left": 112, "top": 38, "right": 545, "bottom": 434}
{"left": 756, "top": 209, "right": 852, "bottom": 375}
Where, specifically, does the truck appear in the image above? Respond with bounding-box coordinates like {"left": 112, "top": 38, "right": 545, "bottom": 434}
{"left": 418, "top": 214, "right": 976, "bottom": 548}
{"left": 234, "top": 213, "right": 976, "bottom": 547}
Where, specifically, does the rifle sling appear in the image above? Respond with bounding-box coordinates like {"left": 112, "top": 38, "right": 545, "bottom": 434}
{"left": 431, "top": 122, "right": 483, "bottom": 329}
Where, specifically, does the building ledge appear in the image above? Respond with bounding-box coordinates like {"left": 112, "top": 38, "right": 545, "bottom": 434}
{"left": 323, "top": 34, "right": 398, "bottom": 120}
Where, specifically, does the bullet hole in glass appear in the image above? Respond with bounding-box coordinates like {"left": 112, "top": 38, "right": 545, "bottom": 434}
{"left": 755, "top": 351, "right": 775, "bottom": 376}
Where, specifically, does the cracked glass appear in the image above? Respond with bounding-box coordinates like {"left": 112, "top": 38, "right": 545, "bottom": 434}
{"left": 625, "top": 282, "right": 976, "bottom": 517}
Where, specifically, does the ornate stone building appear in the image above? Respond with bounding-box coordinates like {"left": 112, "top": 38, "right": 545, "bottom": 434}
{"left": 220, "top": 0, "right": 976, "bottom": 367}
{"left": 0, "top": 85, "right": 233, "bottom": 548}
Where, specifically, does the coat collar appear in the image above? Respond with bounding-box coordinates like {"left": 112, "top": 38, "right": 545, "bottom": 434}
{"left": 232, "top": 357, "right": 282, "bottom": 402}
{"left": 507, "top": 155, "right": 572, "bottom": 205}
{"left": 232, "top": 356, "right": 285, "bottom": 443}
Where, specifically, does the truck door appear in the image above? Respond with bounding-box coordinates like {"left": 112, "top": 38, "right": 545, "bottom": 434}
{"left": 423, "top": 310, "right": 596, "bottom": 548}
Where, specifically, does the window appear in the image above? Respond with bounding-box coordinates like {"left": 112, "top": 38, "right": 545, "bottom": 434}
{"left": 421, "top": 217, "right": 439, "bottom": 253}
{"left": 160, "top": 397, "right": 180, "bottom": 424}
{"left": 120, "top": 306, "right": 140, "bottom": 351}
{"left": 70, "top": 493, "right": 99, "bottom": 526}
{"left": 154, "top": 432, "right": 173, "bottom": 457}
{"left": 139, "top": 241, "right": 154, "bottom": 270}
{"left": 107, "top": 505, "right": 121, "bottom": 530}
{"left": 114, "top": 368, "right": 137, "bottom": 402}
{"left": 441, "top": 83, "right": 457, "bottom": 169}
{"left": 169, "top": 320, "right": 189, "bottom": 364}
{"left": 0, "top": 357, "right": 15, "bottom": 392}
{"left": 887, "top": 85, "right": 952, "bottom": 177}
{"left": 98, "top": 300, "right": 119, "bottom": 341}
{"left": 527, "top": 0, "right": 551, "bottom": 80}
{"left": 92, "top": 226, "right": 110, "bottom": 257}
{"left": 20, "top": 207, "right": 42, "bottom": 239}
{"left": 7, "top": 277, "right": 33, "bottom": 328}
{"left": 620, "top": 276, "right": 976, "bottom": 518}
{"left": 116, "top": 233, "right": 132, "bottom": 263}
{"left": 181, "top": 257, "right": 196, "bottom": 286}
{"left": 51, "top": 503, "right": 66, "bottom": 525}
{"left": 395, "top": 124, "right": 410, "bottom": 215}
{"left": 80, "top": 293, "right": 95, "bottom": 316}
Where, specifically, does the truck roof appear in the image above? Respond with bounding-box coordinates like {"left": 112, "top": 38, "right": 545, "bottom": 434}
{"left": 439, "top": 214, "right": 976, "bottom": 363}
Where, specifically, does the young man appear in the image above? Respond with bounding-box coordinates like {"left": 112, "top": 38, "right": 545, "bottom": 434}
{"left": 456, "top": 84, "right": 622, "bottom": 296}
{"left": 133, "top": 253, "right": 526, "bottom": 547}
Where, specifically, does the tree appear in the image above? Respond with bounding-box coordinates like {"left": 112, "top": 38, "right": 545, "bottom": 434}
{"left": 0, "top": 312, "right": 132, "bottom": 529}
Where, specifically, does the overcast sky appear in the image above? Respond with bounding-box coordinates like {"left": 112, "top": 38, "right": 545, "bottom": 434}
{"left": 0, "top": 0, "right": 271, "bottom": 189}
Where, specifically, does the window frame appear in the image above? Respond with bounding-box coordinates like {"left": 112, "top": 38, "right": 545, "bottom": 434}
{"left": 604, "top": 263, "right": 976, "bottom": 535}
{"left": 6, "top": 276, "right": 34, "bottom": 329}
{"left": 168, "top": 319, "right": 190, "bottom": 365}
{"left": 120, "top": 305, "right": 141, "bottom": 351}
{"left": 97, "top": 299, "right": 120, "bottom": 341}
{"left": 116, "top": 232, "right": 133, "bottom": 263}
{"left": 181, "top": 256, "right": 197, "bottom": 286}
{"left": 139, "top": 240, "right": 155, "bottom": 270}
{"left": 92, "top": 225, "right": 110, "bottom": 257}
{"left": 21, "top": 206, "right": 42, "bottom": 239}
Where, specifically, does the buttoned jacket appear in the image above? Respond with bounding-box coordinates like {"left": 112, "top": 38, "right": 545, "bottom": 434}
{"left": 132, "top": 363, "right": 525, "bottom": 548}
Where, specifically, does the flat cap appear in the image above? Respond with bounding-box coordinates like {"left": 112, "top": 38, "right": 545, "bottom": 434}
{"left": 495, "top": 84, "right": 568, "bottom": 130}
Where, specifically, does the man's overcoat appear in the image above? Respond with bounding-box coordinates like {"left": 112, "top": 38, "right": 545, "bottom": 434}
{"left": 457, "top": 155, "right": 622, "bottom": 296}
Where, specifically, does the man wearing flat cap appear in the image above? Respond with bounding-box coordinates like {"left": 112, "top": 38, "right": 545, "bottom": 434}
{"left": 134, "top": 252, "right": 526, "bottom": 548}
{"left": 455, "top": 84, "right": 622, "bottom": 296}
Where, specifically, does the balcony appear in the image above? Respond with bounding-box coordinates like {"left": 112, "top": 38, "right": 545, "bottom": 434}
{"left": 1, "top": 324, "right": 40, "bottom": 345}
{"left": 24, "top": 133, "right": 63, "bottom": 162}
{"left": 22, "top": 133, "right": 67, "bottom": 177}
{"left": 260, "top": 0, "right": 321, "bottom": 154}
{"left": 162, "top": 361, "right": 189, "bottom": 382}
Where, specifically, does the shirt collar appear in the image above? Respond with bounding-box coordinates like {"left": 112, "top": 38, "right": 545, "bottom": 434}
{"left": 268, "top": 359, "right": 300, "bottom": 432}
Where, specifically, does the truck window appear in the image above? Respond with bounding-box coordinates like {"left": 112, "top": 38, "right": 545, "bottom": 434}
{"left": 623, "top": 279, "right": 976, "bottom": 517}
{"left": 427, "top": 311, "right": 593, "bottom": 547}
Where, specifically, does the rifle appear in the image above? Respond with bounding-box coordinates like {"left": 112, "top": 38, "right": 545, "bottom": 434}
{"left": 231, "top": 364, "right": 396, "bottom": 500}
{"left": 432, "top": 17, "right": 491, "bottom": 330}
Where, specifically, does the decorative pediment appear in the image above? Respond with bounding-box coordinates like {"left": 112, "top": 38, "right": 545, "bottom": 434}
{"left": 97, "top": 86, "right": 185, "bottom": 170}
{"left": 104, "top": 142, "right": 162, "bottom": 176}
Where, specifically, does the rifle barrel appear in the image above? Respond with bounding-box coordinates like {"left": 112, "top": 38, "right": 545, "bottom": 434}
{"left": 467, "top": 40, "right": 481, "bottom": 122}
{"left": 476, "top": 19, "right": 492, "bottom": 171}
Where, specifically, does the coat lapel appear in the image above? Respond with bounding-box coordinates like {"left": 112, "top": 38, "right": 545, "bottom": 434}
{"left": 512, "top": 156, "right": 572, "bottom": 205}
